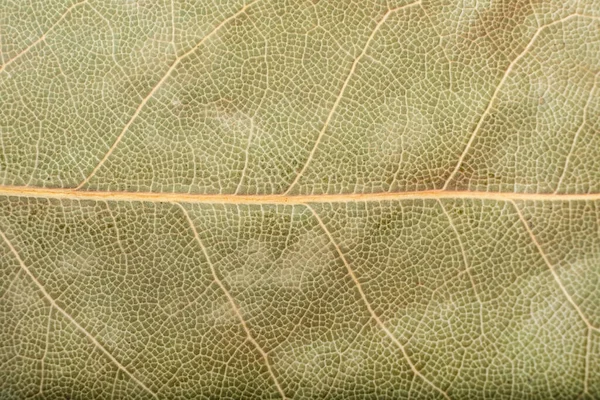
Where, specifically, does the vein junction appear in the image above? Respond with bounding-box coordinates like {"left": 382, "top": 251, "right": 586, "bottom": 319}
{"left": 176, "top": 203, "right": 289, "bottom": 399}
{"left": 307, "top": 204, "right": 451, "bottom": 399}
{"left": 0, "top": 229, "right": 158, "bottom": 398}
{"left": 74, "top": 1, "right": 260, "bottom": 189}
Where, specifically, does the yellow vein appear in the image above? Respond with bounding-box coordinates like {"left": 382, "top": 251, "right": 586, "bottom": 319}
{"left": 1, "top": 185, "right": 599, "bottom": 204}
{"left": 0, "top": 228, "right": 158, "bottom": 398}
{"left": 284, "top": 0, "right": 421, "bottom": 195}
{"left": 175, "top": 203, "right": 288, "bottom": 400}
{"left": 443, "top": 13, "right": 600, "bottom": 190}
{"left": 39, "top": 307, "right": 53, "bottom": 396}
{"left": 510, "top": 200, "right": 598, "bottom": 332}
{"left": 305, "top": 204, "right": 451, "bottom": 400}
{"left": 0, "top": 1, "right": 88, "bottom": 74}
{"left": 511, "top": 199, "right": 599, "bottom": 396}
{"left": 75, "top": 0, "right": 260, "bottom": 190}
{"left": 235, "top": 118, "right": 255, "bottom": 195}
{"left": 555, "top": 72, "right": 599, "bottom": 193}
{"left": 170, "top": 0, "right": 177, "bottom": 54}
{"left": 437, "top": 199, "right": 485, "bottom": 336}
{"left": 584, "top": 329, "right": 593, "bottom": 395}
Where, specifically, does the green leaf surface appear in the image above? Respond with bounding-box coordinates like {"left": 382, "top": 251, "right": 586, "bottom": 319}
{"left": 1, "top": 0, "right": 599, "bottom": 398}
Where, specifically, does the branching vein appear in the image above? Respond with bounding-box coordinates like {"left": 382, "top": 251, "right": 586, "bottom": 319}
{"left": 175, "top": 203, "right": 288, "bottom": 400}
{"left": 0, "top": 1, "right": 88, "bottom": 74}
{"left": 510, "top": 200, "right": 599, "bottom": 395}
{"left": 284, "top": 0, "right": 421, "bottom": 195}
{"left": 437, "top": 199, "right": 485, "bottom": 335}
{"left": 510, "top": 200, "right": 598, "bottom": 331}
{"left": 0, "top": 228, "right": 157, "bottom": 398}
{"left": 38, "top": 307, "right": 53, "bottom": 395}
{"left": 443, "top": 13, "right": 600, "bottom": 190}
{"left": 306, "top": 204, "right": 451, "bottom": 400}
{"left": 555, "top": 72, "right": 599, "bottom": 193}
{"left": 235, "top": 118, "right": 255, "bottom": 195}
{"left": 584, "top": 329, "right": 594, "bottom": 395}
{"left": 74, "top": 1, "right": 260, "bottom": 190}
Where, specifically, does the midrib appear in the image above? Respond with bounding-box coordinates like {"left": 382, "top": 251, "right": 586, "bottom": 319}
{"left": 0, "top": 185, "right": 598, "bottom": 204}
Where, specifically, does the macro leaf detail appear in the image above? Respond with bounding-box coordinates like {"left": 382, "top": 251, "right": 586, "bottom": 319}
{"left": 1, "top": 0, "right": 600, "bottom": 398}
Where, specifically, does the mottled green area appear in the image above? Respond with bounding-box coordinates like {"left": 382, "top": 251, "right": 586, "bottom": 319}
{"left": 1, "top": 0, "right": 599, "bottom": 193}
{"left": 1, "top": 0, "right": 600, "bottom": 399}
{"left": 1, "top": 198, "right": 598, "bottom": 398}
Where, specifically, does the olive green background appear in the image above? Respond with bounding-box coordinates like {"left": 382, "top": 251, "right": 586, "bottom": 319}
{"left": 1, "top": 0, "right": 599, "bottom": 398}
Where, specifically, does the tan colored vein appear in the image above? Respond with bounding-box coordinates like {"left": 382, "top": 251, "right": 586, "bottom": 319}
{"left": 584, "top": 329, "right": 593, "bottom": 395}
{"left": 1, "top": 185, "right": 599, "bottom": 204}
{"left": 284, "top": 0, "right": 421, "bottom": 195}
{"left": 39, "top": 307, "right": 53, "bottom": 395}
{"left": 0, "top": 1, "right": 88, "bottom": 74}
{"left": 305, "top": 204, "right": 450, "bottom": 400}
{"left": 170, "top": 0, "right": 177, "bottom": 54}
{"left": 437, "top": 199, "right": 485, "bottom": 335}
{"left": 511, "top": 200, "right": 600, "bottom": 395}
{"left": 0, "top": 31, "right": 5, "bottom": 66}
{"left": 555, "top": 72, "right": 599, "bottom": 193}
{"left": 74, "top": 1, "right": 260, "bottom": 190}
{"left": 443, "top": 13, "right": 600, "bottom": 190}
{"left": 110, "top": 371, "right": 119, "bottom": 400}
{"left": 175, "top": 203, "right": 288, "bottom": 400}
{"left": 510, "top": 200, "right": 598, "bottom": 332}
{"left": 235, "top": 118, "right": 255, "bottom": 195}
{"left": 86, "top": 3, "right": 136, "bottom": 91}
{"left": 0, "top": 229, "right": 157, "bottom": 399}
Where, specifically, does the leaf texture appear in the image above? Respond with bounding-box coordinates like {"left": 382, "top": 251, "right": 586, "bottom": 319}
{"left": 1, "top": 0, "right": 599, "bottom": 399}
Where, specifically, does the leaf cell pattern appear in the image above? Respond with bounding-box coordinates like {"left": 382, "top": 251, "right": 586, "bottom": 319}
{"left": 1, "top": 0, "right": 600, "bottom": 398}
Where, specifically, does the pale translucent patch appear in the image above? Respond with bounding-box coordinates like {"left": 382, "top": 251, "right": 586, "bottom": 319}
{"left": 4, "top": 273, "right": 38, "bottom": 313}
{"left": 57, "top": 252, "right": 99, "bottom": 278}
{"left": 274, "top": 338, "right": 369, "bottom": 384}
{"left": 228, "top": 228, "right": 326, "bottom": 291}
{"left": 204, "top": 298, "right": 240, "bottom": 327}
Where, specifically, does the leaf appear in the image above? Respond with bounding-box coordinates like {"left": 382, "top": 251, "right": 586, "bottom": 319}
{"left": 1, "top": 0, "right": 599, "bottom": 398}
